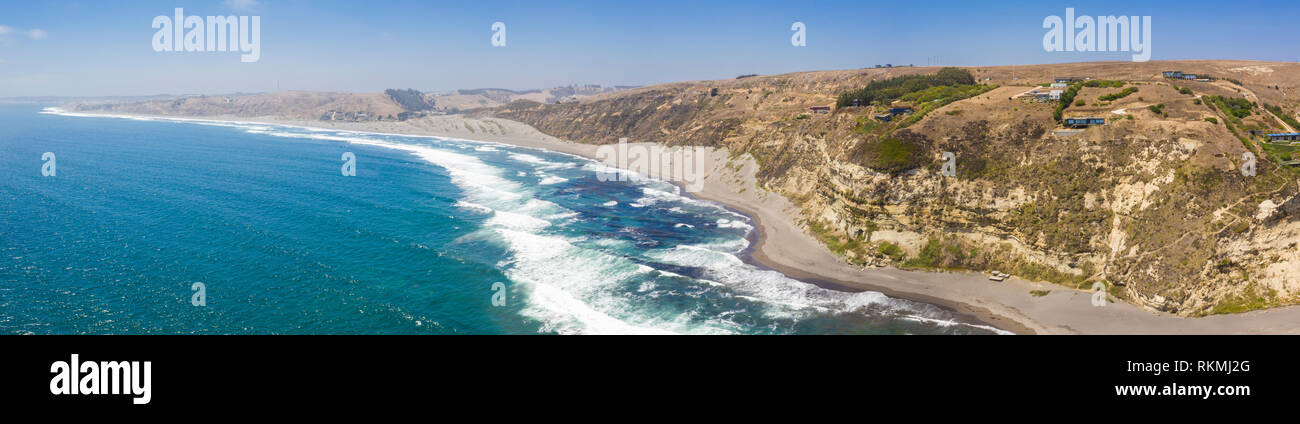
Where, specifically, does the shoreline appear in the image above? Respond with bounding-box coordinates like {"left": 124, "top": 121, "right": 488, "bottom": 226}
{"left": 722, "top": 194, "right": 1036, "bottom": 335}
{"left": 49, "top": 108, "right": 1300, "bottom": 334}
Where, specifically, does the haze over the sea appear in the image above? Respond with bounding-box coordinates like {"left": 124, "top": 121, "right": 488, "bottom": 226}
{"left": 2, "top": 0, "right": 1297, "bottom": 97}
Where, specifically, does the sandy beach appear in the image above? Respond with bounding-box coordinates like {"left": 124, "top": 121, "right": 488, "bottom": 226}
{"left": 68, "top": 110, "right": 1300, "bottom": 334}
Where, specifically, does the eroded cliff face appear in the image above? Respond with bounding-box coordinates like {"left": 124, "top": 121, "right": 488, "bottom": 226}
{"left": 495, "top": 63, "right": 1300, "bottom": 316}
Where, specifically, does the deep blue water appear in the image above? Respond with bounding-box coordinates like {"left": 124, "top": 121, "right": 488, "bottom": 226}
{"left": 0, "top": 104, "right": 1002, "bottom": 334}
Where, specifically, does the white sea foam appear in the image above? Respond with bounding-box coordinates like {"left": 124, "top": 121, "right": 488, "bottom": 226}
{"left": 508, "top": 153, "right": 547, "bottom": 164}
{"left": 638, "top": 186, "right": 748, "bottom": 222}
{"left": 647, "top": 244, "right": 1009, "bottom": 333}
{"left": 50, "top": 108, "right": 1008, "bottom": 335}
{"left": 375, "top": 141, "right": 694, "bottom": 334}
{"left": 333, "top": 135, "right": 715, "bottom": 334}
{"left": 715, "top": 218, "right": 754, "bottom": 231}
{"left": 487, "top": 210, "right": 552, "bottom": 231}
{"left": 695, "top": 237, "right": 749, "bottom": 253}
{"left": 509, "top": 152, "right": 575, "bottom": 170}
{"left": 538, "top": 175, "right": 568, "bottom": 185}
{"left": 453, "top": 201, "right": 494, "bottom": 214}
{"left": 588, "top": 237, "right": 629, "bottom": 248}
{"left": 495, "top": 229, "right": 694, "bottom": 335}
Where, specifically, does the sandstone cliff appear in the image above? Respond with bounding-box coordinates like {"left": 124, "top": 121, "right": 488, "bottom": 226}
{"left": 494, "top": 61, "right": 1300, "bottom": 316}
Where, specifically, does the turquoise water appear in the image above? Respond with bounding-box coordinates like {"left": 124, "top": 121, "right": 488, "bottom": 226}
{"left": 0, "top": 104, "right": 1002, "bottom": 334}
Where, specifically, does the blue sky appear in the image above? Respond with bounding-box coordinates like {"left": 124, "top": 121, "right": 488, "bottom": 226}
{"left": 0, "top": 0, "right": 1296, "bottom": 97}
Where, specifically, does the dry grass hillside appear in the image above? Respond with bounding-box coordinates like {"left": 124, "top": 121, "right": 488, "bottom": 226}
{"left": 494, "top": 60, "right": 1300, "bottom": 316}
{"left": 73, "top": 91, "right": 409, "bottom": 121}
{"left": 71, "top": 85, "right": 638, "bottom": 120}
{"left": 430, "top": 85, "right": 634, "bottom": 111}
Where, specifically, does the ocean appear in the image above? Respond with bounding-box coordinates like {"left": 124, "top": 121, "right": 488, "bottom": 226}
{"left": 0, "top": 104, "right": 1004, "bottom": 334}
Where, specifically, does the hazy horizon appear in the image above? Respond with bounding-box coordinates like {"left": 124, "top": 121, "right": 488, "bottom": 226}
{"left": 2, "top": 0, "right": 1297, "bottom": 97}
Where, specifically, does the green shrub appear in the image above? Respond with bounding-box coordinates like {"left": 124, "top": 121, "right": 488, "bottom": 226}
{"left": 836, "top": 67, "right": 975, "bottom": 107}
{"left": 1206, "top": 95, "right": 1254, "bottom": 119}
{"left": 1054, "top": 83, "right": 1083, "bottom": 121}
{"left": 878, "top": 242, "right": 905, "bottom": 262}
{"left": 1263, "top": 103, "right": 1300, "bottom": 130}
{"left": 860, "top": 136, "right": 923, "bottom": 173}
{"left": 1209, "top": 286, "right": 1272, "bottom": 315}
{"left": 1098, "top": 87, "right": 1139, "bottom": 101}
{"left": 895, "top": 84, "right": 997, "bottom": 129}
{"left": 902, "top": 238, "right": 954, "bottom": 269}
{"left": 809, "top": 221, "right": 863, "bottom": 257}
{"left": 1082, "top": 80, "right": 1125, "bottom": 88}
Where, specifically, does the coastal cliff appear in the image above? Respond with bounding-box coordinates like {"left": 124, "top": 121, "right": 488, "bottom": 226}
{"left": 492, "top": 61, "right": 1300, "bottom": 316}
{"left": 69, "top": 60, "right": 1300, "bottom": 317}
